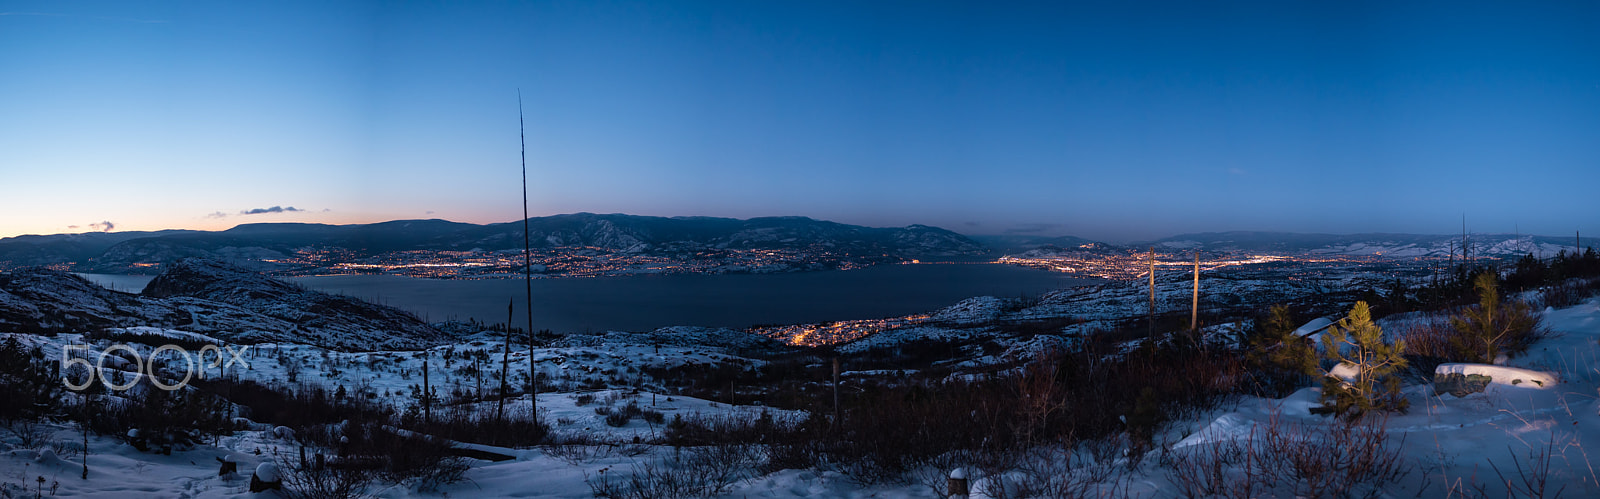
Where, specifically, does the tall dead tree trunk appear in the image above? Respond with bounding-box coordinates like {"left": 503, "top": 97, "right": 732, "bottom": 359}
{"left": 518, "top": 91, "right": 537, "bottom": 418}
{"left": 498, "top": 299, "right": 511, "bottom": 422}
{"left": 832, "top": 357, "right": 841, "bottom": 430}
{"left": 81, "top": 392, "right": 90, "bottom": 479}
{"left": 422, "top": 351, "right": 431, "bottom": 426}
{"left": 1191, "top": 252, "right": 1200, "bottom": 334}
{"left": 537, "top": 327, "right": 544, "bottom": 412}
{"left": 1148, "top": 246, "right": 1156, "bottom": 339}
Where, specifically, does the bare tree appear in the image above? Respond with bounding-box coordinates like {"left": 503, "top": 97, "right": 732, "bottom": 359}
{"left": 1148, "top": 246, "right": 1156, "bottom": 339}
{"left": 498, "top": 299, "right": 511, "bottom": 422}
{"left": 1191, "top": 252, "right": 1200, "bottom": 334}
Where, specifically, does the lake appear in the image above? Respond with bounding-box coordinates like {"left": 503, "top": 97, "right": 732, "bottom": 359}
{"left": 78, "top": 264, "right": 1091, "bottom": 333}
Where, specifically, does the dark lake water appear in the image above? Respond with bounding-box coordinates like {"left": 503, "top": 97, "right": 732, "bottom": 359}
{"left": 79, "top": 264, "right": 1091, "bottom": 333}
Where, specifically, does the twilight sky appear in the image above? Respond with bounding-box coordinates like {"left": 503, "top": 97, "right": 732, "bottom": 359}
{"left": 2, "top": 1, "right": 1597, "bottom": 243}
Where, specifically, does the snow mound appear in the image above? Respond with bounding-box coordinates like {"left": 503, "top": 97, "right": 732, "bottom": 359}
{"left": 254, "top": 462, "right": 280, "bottom": 482}
{"left": 1327, "top": 362, "right": 1360, "bottom": 382}
{"left": 1173, "top": 413, "right": 1258, "bottom": 449}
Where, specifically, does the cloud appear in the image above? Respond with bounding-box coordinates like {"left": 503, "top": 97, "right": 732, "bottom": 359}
{"left": 88, "top": 221, "right": 115, "bottom": 232}
{"left": 95, "top": 16, "right": 168, "bottom": 24}
{"left": 426, "top": 210, "right": 436, "bottom": 215}
{"left": 240, "top": 206, "right": 304, "bottom": 215}
{"left": 2, "top": 12, "right": 165, "bottom": 23}
{"left": 1004, "top": 223, "right": 1061, "bottom": 234}
{"left": 204, "top": 211, "right": 228, "bottom": 219}
{"left": 67, "top": 225, "right": 79, "bottom": 229}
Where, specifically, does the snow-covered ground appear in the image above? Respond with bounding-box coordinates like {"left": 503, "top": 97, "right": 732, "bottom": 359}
{"left": 1150, "top": 296, "right": 1600, "bottom": 498}
{"left": 5, "top": 296, "right": 1600, "bottom": 497}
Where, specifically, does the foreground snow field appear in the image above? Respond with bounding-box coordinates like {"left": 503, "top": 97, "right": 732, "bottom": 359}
{"left": 4, "top": 297, "right": 1600, "bottom": 497}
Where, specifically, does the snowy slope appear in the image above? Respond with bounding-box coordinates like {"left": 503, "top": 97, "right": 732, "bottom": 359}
{"left": 0, "top": 261, "right": 447, "bottom": 350}
{"left": 6, "top": 296, "right": 1600, "bottom": 497}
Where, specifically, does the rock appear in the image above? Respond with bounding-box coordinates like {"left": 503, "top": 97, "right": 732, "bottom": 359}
{"left": 949, "top": 467, "right": 970, "bottom": 498}
{"left": 1434, "top": 373, "right": 1493, "bottom": 397}
{"left": 216, "top": 455, "right": 238, "bottom": 476}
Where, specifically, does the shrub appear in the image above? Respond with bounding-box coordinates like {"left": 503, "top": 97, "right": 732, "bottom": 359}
{"left": 1167, "top": 411, "right": 1410, "bottom": 498}
{"left": 0, "top": 336, "right": 63, "bottom": 422}
{"left": 85, "top": 381, "right": 239, "bottom": 451}
{"left": 398, "top": 403, "right": 547, "bottom": 448}
{"left": 1395, "top": 315, "right": 1457, "bottom": 380}
{"left": 584, "top": 443, "right": 761, "bottom": 498}
{"left": 640, "top": 409, "right": 665, "bottom": 425}
{"left": 277, "top": 452, "right": 374, "bottom": 499}
{"left": 601, "top": 401, "right": 646, "bottom": 428}
{"left": 1448, "top": 273, "right": 1547, "bottom": 364}
{"left": 663, "top": 411, "right": 799, "bottom": 447}
{"left": 820, "top": 337, "right": 1244, "bottom": 483}
{"left": 604, "top": 411, "right": 632, "bottom": 428}
{"left": 1238, "top": 304, "right": 1319, "bottom": 397}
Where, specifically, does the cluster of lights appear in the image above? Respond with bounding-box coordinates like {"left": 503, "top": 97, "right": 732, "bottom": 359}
{"left": 264, "top": 246, "right": 889, "bottom": 279}
{"left": 751, "top": 314, "right": 932, "bottom": 347}
{"left": 997, "top": 251, "right": 1460, "bottom": 282}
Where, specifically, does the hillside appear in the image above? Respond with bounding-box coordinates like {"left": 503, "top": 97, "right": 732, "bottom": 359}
{"left": 0, "top": 259, "right": 445, "bottom": 350}
{"left": 1142, "top": 231, "right": 1594, "bottom": 259}
{"left": 0, "top": 214, "right": 988, "bottom": 273}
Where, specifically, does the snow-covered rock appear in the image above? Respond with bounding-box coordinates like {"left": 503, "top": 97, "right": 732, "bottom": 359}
{"left": 1434, "top": 363, "right": 1557, "bottom": 389}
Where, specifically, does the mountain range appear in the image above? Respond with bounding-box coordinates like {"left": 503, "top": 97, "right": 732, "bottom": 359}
{"left": 1, "top": 215, "right": 1594, "bottom": 273}
{"left": 0, "top": 213, "right": 988, "bottom": 272}
{"left": 1137, "top": 231, "right": 1594, "bottom": 259}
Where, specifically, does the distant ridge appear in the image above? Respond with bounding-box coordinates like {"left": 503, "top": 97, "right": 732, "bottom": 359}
{"left": 1135, "top": 231, "right": 1597, "bottom": 259}
{"left": 5, "top": 219, "right": 1593, "bottom": 272}
{"left": 0, "top": 213, "right": 986, "bottom": 272}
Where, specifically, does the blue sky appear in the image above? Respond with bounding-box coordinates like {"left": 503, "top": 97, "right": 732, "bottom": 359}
{"left": 2, "top": 1, "right": 1596, "bottom": 242}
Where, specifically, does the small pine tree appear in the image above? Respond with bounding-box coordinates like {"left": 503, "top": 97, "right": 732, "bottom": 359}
{"left": 0, "top": 338, "right": 64, "bottom": 422}
{"left": 1315, "top": 301, "right": 1409, "bottom": 419}
{"left": 1241, "top": 304, "right": 1318, "bottom": 396}
{"left": 1449, "top": 273, "right": 1542, "bottom": 364}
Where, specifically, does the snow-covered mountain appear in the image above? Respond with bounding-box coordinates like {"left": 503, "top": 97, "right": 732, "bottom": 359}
{"left": 966, "top": 234, "right": 1105, "bottom": 255}
{"left": 0, "top": 214, "right": 989, "bottom": 272}
{"left": 1139, "top": 231, "right": 1594, "bottom": 259}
